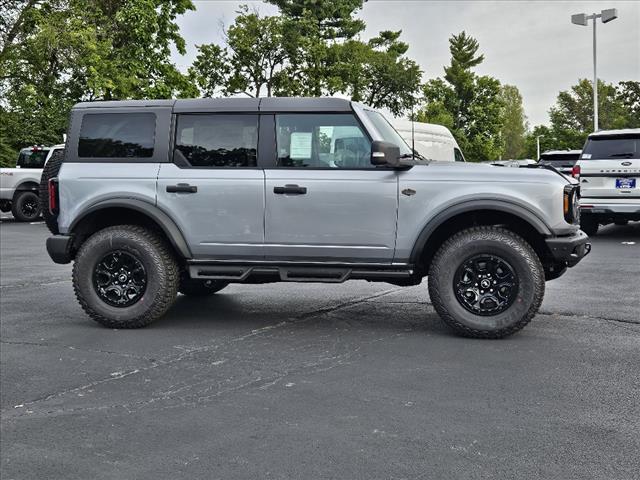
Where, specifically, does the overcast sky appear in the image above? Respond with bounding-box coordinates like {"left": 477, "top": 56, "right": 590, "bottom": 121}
{"left": 171, "top": 0, "right": 640, "bottom": 126}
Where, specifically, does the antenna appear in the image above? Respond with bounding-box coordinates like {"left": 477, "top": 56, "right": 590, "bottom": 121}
{"left": 411, "top": 102, "right": 416, "bottom": 161}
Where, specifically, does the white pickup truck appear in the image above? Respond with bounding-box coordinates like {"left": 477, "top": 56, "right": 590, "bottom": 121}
{"left": 0, "top": 144, "right": 64, "bottom": 221}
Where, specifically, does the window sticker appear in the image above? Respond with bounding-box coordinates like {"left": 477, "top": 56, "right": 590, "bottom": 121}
{"left": 290, "top": 132, "right": 313, "bottom": 159}
{"left": 582, "top": 153, "right": 592, "bottom": 159}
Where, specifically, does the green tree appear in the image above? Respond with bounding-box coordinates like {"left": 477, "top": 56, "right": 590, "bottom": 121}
{"left": 500, "top": 84, "right": 527, "bottom": 159}
{"left": 549, "top": 78, "right": 628, "bottom": 133}
{"left": 333, "top": 31, "right": 422, "bottom": 115}
{"left": 0, "top": 0, "right": 196, "bottom": 166}
{"left": 523, "top": 79, "right": 639, "bottom": 159}
{"left": 616, "top": 80, "right": 640, "bottom": 127}
{"left": 188, "top": 44, "right": 230, "bottom": 97}
{"left": 267, "top": 0, "right": 365, "bottom": 96}
{"left": 418, "top": 31, "right": 505, "bottom": 162}
{"left": 225, "top": 7, "right": 288, "bottom": 97}
{"left": 189, "top": 3, "right": 421, "bottom": 115}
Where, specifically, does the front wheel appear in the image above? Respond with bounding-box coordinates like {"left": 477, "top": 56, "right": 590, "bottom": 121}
{"left": 428, "top": 226, "right": 545, "bottom": 339}
{"left": 73, "top": 225, "right": 179, "bottom": 328}
{"left": 11, "top": 191, "right": 41, "bottom": 222}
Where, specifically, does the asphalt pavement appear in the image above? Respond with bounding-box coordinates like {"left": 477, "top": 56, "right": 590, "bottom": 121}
{"left": 1, "top": 216, "right": 639, "bottom": 479}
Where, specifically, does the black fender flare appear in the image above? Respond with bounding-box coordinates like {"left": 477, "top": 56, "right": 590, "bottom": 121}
{"left": 409, "top": 199, "right": 552, "bottom": 264}
{"left": 13, "top": 180, "right": 40, "bottom": 196}
{"left": 69, "top": 198, "right": 192, "bottom": 259}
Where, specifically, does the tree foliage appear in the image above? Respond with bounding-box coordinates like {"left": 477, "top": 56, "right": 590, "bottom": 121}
{"left": 523, "top": 79, "right": 640, "bottom": 158}
{"left": 418, "top": 31, "right": 505, "bottom": 162}
{"left": 500, "top": 84, "right": 527, "bottom": 159}
{"left": 189, "top": 2, "right": 422, "bottom": 115}
{"left": 0, "top": 0, "right": 196, "bottom": 166}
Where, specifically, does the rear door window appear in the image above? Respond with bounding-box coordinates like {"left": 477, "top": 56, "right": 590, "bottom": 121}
{"left": 78, "top": 113, "right": 156, "bottom": 158}
{"left": 174, "top": 114, "right": 258, "bottom": 167}
{"left": 581, "top": 136, "right": 640, "bottom": 160}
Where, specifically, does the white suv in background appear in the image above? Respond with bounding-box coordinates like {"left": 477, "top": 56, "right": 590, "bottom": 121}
{"left": 575, "top": 129, "right": 640, "bottom": 235}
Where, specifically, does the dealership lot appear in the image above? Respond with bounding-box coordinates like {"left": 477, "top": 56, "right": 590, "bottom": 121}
{"left": 1, "top": 217, "right": 639, "bottom": 479}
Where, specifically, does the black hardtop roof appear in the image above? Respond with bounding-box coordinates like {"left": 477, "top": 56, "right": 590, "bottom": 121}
{"left": 73, "top": 97, "right": 354, "bottom": 113}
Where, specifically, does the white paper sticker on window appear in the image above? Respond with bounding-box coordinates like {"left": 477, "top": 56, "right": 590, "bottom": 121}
{"left": 582, "top": 153, "right": 591, "bottom": 159}
{"left": 290, "top": 132, "right": 312, "bottom": 159}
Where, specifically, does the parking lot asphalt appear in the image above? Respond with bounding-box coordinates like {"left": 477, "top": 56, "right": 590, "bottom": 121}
{"left": 1, "top": 217, "right": 639, "bottom": 480}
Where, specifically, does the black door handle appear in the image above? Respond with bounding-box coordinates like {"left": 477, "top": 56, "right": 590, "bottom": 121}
{"left": 167, "top": 183, "right": 197, "bottom": 193}
{"left": 274, "top": 185, "right": 307, "bottom": 195}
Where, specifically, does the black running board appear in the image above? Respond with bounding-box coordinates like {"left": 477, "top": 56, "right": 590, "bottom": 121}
{"left": 187, "top": 260, "right": 414, "bottom": 284}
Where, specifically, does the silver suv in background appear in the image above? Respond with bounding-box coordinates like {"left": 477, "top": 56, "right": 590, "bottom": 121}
{"left": 575, "top": 129, "right": 640, "bottom": 235}
{"left": 538, "top": 150, "right": 582, "bottom": 176}
{"left": 43, "top": 97, "right": 589, "bottom": 338}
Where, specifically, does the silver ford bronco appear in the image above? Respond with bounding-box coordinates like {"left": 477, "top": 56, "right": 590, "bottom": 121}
{"left": 43, "top": 97, "right": 590, "bottom": 338}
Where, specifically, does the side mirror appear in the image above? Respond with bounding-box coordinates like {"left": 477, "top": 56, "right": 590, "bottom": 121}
{"left": 371, "top": 140, "right": 401, "bottom": 167}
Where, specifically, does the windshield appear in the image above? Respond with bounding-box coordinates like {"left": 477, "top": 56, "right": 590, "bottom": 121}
{"left": 581, "top": 135, "right": 640, "bottom": 160}
{"left": 364, "top": 110, "right": 413, "bottom": 156}
{"left": 17, "top": 149, "right": 49, "bottom": 168}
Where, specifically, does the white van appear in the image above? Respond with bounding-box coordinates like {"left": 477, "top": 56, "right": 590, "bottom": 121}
{"left": 392, "top": 119, "right": 466, "bottom": 162}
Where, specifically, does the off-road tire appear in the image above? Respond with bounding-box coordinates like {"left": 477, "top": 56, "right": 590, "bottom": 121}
{"left": 179, "top": 277, "right": 228, "bottom": 296}
{"left": 580, "top": 216, "right": 599, "bottom": 236}
{"left": 11, "top": 191, "right": 41, "bottom": 222}
{"left": 39, "top": 149, "right": 65, "bottom": 234}
{"left": 428, "top": 226, "right": 545, "bottom": 339}
{"left": 73, "top": 225, "right": 179, "bottom": 328}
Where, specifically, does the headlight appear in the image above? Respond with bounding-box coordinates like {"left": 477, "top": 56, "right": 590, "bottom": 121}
{"left": 563, "top": 185, "right": 580, "bottom": 224}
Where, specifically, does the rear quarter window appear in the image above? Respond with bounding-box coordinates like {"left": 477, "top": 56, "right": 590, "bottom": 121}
{"left": 78, "top": 113, "right": 156, "bottom": 158}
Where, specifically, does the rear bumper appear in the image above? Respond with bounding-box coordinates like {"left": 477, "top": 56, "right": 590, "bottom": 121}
{"left": 46, "top": 235, "right": 73, "bottom": 264}
{"left": 580, "top": 199, "right": 640, "bottom": 217}
{"left": 545, "top": 230, "right": 591, "bottom": 268}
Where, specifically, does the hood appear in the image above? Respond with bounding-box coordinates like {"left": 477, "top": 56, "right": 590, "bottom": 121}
{"left": 411, "top": 160, "right": 574, "bottom": 185}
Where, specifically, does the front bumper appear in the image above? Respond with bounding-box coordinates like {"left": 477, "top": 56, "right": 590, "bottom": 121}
{"left": 46, "top": 235, "right": 73, "bottom": 264}
{"left": 545, "top": 230, "right": 591, "bottom": 268}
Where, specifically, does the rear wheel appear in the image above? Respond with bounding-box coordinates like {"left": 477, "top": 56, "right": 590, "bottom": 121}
{"left": 179, "top": 277, "right": 228, "bottom": 296}
{"left": 580, "top": 216, "right": 599, "bottom": 236}
{"left": 428, "top": 226, "right": 545, "bottom": 339}
{"left": 11, "top": 191, "right": 41, "bottom": 222}
{"left": 73, "top": 225, "right": 179, "bottom": 328}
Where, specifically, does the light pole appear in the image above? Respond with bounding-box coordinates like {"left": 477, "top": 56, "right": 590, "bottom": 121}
{"left": 571, "top": 9, "right": 618, "bottom": 132}
{"left": 536, "top": 135, "right": 544, "bottom": 160}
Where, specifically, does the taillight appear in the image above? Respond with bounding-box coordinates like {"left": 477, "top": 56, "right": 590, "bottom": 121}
{"left": 48, "top": 178, "right": 58, "bottom": 214}
{"left": 571, "top": 165, "right": 581, "bottom": 179}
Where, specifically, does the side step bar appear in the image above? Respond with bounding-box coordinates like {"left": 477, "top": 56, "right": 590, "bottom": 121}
{"left": 188, "top": 261, "right": 414, "bottom": 284}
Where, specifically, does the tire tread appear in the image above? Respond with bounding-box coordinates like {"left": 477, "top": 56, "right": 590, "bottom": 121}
{"left": 428, "top": 226, "right": 545, "bottom": 339}
{"left": 72, "top": 225, "right": 179, "bottom": 328}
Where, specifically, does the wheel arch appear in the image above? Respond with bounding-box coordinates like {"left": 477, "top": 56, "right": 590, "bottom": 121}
{"left": 68, "top": 199, "right": 192, "bottom": 260}
{"left": 410, "top": 200, "right": 553, "bottom": 274}
{"left": 12, "top": 180, "right": 40, "bottom": 198}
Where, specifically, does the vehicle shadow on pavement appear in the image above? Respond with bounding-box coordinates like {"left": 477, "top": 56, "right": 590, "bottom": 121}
{"left": 156, "top": 291, "right": 453, "bottom": 337}
{"left": 596, "top": 221, "right": 640, "bottom": 238}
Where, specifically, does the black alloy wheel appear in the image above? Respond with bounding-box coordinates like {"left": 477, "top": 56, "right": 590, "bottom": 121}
{"left": 93, "top": 250, "right": 147, "bottom": 307}
{"left": 453, "top": 254, "right": 519, "bottom": 316}
{"left": 21, "top": 195, "right": 39, "bottom": 218}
